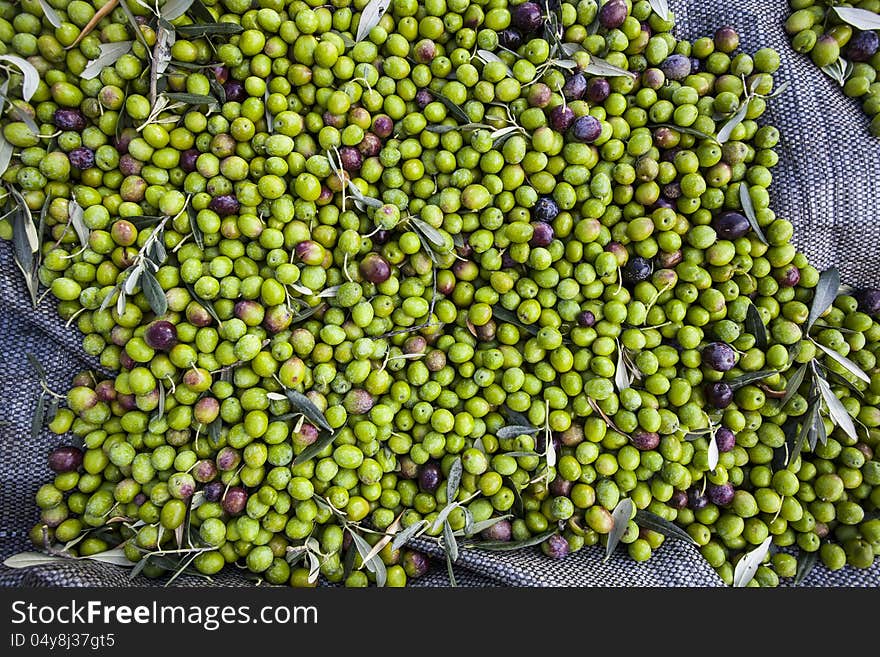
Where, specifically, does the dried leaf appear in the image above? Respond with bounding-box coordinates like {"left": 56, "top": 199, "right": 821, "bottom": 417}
{"left": 0, "top": 55, "right": 39, "bottom": 100}
{"left": 82, "top": 42, "right": 134, "bottom": 80}
{"left": 634, "top": 510, "right": 698, "bottom": 546}
{"left": 604, "top": 498, "right": 634, "bottom": 562}
{"left": 140, "top": 271, "right": 168, "bottom": 316}
{"left": 648, "top": 0, "right": 670, "bottom": 21}
{"left": 794, "top": 550, "right": 818, "bottom": 586}
{"left": 355, "top": 0, "right": 391, "bottom": 43}
{"left": 467, "top": 529, "right": 556, "bottom": 552}
{"left": 496, "top": 425, "right": 540, "bottom": 439}
{"left": 813, "top": 341, "right": 871, "bottom": 384}
{"left": 739, "top": 182, "right": 768, "bottom": 244}
{"left": 806, "top": 268, "right": 840, "bottom": 333}
{"left": 745, "top": 302, "right": 767, "bottom": 350}
{"left": 816, "top": 374, "right": 858, "bottom": 441}
{"left": 37, "top": 0, "right": 62, "bottom": 28}
{"left": 583, "top": 56, "right": 636, "bottom": 78}
{"left": 732, "top": 536, "right": 772, "bottom": 587}
{"left": 446, "top": 457, "right": 462, "bottom": 503}
{"left": 717, "top": 100, "right": 749, "bottom": 144}
{"left": 833, "top": 7, "right": 880, "bottom": 31}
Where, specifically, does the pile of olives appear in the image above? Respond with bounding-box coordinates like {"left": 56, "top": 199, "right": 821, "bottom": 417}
{"left": 786, "top": 0, "right": 880, "bottom": 136}
{"left": 2, "top": 0, "right": 880, "bottom": 588}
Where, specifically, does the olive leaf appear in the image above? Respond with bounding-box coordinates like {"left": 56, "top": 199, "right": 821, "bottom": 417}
{"left": 446, "top": 457, "right": 462, "bottom": 503}
{"left": 445, "top": 549, "right": 457, "bottom": 587}
{"left": 284, "top": 390, "right": 332, "bottom": 433}
{"left": 37, "top": 0, "right": 62, "bottom": 28}
{"left": 429, "top": 89, "right": 471, "bottom": 124}
{"left": 466, "top": 529, "right": 556, "bottom": 552}
{"left": 707, "top": 431, "right": 720, "bottom": 472}
{"left": 349, "top": 529, "right": 387, "bottom": 587}
{"left": 443, "top": 520, "right": 459, "bottom": 563}
{"left": 583, "top": 56, "right": 636, "bottom": 78}
{"left": 68, "top": 199, "right": 90, "bottom": 250}
{"left": 794, "top": 550, "right": 818, "bottom": 586}
{"left": 410, "top": 216, "right": 446, "bottom": 248}
{"left": 355, "top": 0, "right": 391, "bottom": 43}
{"left": 604, "top": 498, "right": 634, "bottom": 562}
{"left": 3, "top": 552, "right": 68, "bottom": 568}
{"left": 118, "top": 0, "right": 152, "bottom": 53}
{"left": 459, "top": 514, "right": 513, "bottom": 538}
{"left": 745, "top": 301, "right": 768, "bottom": 350}
{"left": 163, "top": 92, "right": 219, "bottom": 107}
{"left": 806, "top": 268, "right": 840, "bottom": 333}
{"left": 183, "top": 282, "right": 222, "bottom": 327}
{"left": 648, "top": 123, "right": 716, "bottom": 141}
{"left": 634, "top": 510, "right": 698, "bottom": 546}
{"left": 177, "top": 22, "right": 244, "bottom": 37}
{"left": 717, "top": 100, "right": 750, "bottom": 144}
{"left": 780, "top": 362, "right": 809, "bottom": 409}
{"left": 0, "top": 55, "right": 39, "bottom": 101}
{"left": 31, "top": 393, "right": 46, "bottom": 442}
{"left": 738, "top": 182, "right": 768, "bottom": 245}
{"left": 82, "top": 42, "right": 134, "bottom": 80}
{"left": 496, "top": 425, "right": 540, "bottom": 439}
{"left": 812, "top": 341, "right": 871, "bottom": 384}
{"left": 648, "top": 0, "right": 670, "bottom": 21}
{"left": 560, "top": 42, "right": 583, "bottom": 57}
{"left": 140, "top": 270, "right": 168, "bottom": 316}
{"left": 732, "top": 536, "right": 772, "bottom": 587}
{"left": 492, "top": 305, "right": 540, "bottom": 337}
{"left": 615, "top": 341, "right": 632, "bottom": 392}
{"left": 186, "top": 0, "right": 214, "bottom": 22}
{"left": 815, "top": 373, "right": 858, "bottom": 441}
{"left": 391, "top": 520, "right": 428, "bottom": 551}
{"left": 475, "top": 49, "right": 513, "bottom": 77}
{"left": 726, "top": 370, "right": 777, "bottom": 391}
{"left": 833, "top": 7, "right": 880, "bottom": 31}
{"left": 0, "top": 133, "right": 13, "bottom": 177}
{"left": 161, "top": 0, "right": 196, "bottom": 21}
{"left": 9, "top": 186, "right": 41, "bottom": 306}
{"left": 821, "top": 58, "right": 852, "bottom": 87}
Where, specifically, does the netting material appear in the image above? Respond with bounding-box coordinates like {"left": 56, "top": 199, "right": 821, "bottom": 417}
{"left": 1, "top": 0, "right": 879, "bottom": 587}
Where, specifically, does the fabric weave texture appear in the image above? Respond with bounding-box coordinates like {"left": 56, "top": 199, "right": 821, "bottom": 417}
{"left": 1, "top": 0, "right": 879, "bottom": 587}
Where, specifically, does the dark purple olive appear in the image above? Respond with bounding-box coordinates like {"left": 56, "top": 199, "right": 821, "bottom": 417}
{"left": 777, "top": 265, "right": 800, "bottom": 288}
{"left": 343, "top": 388, "right": 375, "bottom": 415}
{"left": 714, "top": 26, "right": 740, "bottom": 53}
{"left": 53, "top": 109, "right": 86, "bottom": 131}
{"left": 48, "top": 446, "right": 83, "bottom": 473}
{"left": 530, "top": 221, "right": 554, "bottom": 247}
{"left": 133, "top": 493, "right": 148, "bottom": 506}
{"left": 359, "top": 252, "right": 391, "bottom": 283}
{"left": 706, "top": 382, "right": 734, "bottom": 408}
{"left": 415, "top": 88, "right": 433, "bottom": 109}
{"left": 115, "top": 128, "right": 136, "bottom": 154}
{"left": 322, "top": 111, "right": 344, "bottom": 129}
{"left": 571, "top": 115, "right": 602, "bottom": 143}
{"left": 144, "top": 320, "right": 178, "bottom": 351}
{"left": 541, "top": 534, "right": 570, "bottom": 559}
{"left": 848, "top": 30, "right": 880, "bottom": 62}
{"left": 339, "top": 145, "right": 362, "bottom": 171}
{"left": 209, "top": 194, "right": 240, "bottom": 216}
{"left": 512, "top": 2, "right": 542, "bottom": 33}
{"left": 669, "top": 490, "right": 689, "bottom": 509}
{"left": 713, "top": 210, "right": 751, "bottom": 239}
{"left": 402, "top": 549, "right": 431, "bottom": 578}
{"left": 642, "top": 68, "right": 666, "bottom": 89}
{"left": 855, "top": 288, "right": 880, "bottom": 316}
{"left": 548, "top": 104, "right": 575, "bottom": 132}
{"left": 702, "top": 342, "right": 737, "bottom": 372}
{"left": 577, "top": 310, "right": 596, "bottom": 327}
{"left": 480, "top": 519, "right": 512, "bottom": 542}
{"left": 532, "top": 196, "right": 559, "bottom": 222}
{"left": 690, "top": 57, "right": 701, "bottom": 73}
{"left": 193, "top": 459, "right": 218, "bottom": 483}
{"left": 215, "top": 447, "right": 241, "bottom": 472}
{"left": 263, "top": 305, "right": 293, "bottom": 334}
{"left": 707, "top": 483, "right": 735, "bottom": 506}
{"left": 715, "top": 427, "right": 736, "bottom": 453}
{"left": 660, "top": 54, "right": 691, "bottom": 81}
{"left": 118, "top": 154, "right": 142, "bottom": 176}
{"left": 501, "top": 251, "right": 517, "bottom": 268}
{"left": 562, "top": 73, "right": 587, "bottom": 101}
{"left": 119, "top": 352, "right": 135, "bottom": 370}
{"left": 222, "top": 486, "right": 248, "bottom": 515}
{"left": 655, "top": 250, "right": 683, "bottom": 268}
{"left": 418, "top": 462, "right": 442, "bottom": 492}
{"left": 95, "top": 380, "right": 116, "bottom": 402}
{"left": 598, "top": 0, "right": 628, "bottom": 29}
{"left": 211, "top": 65, "right": 229, "bottom": 84}
{"left": 688, "top": 486, "right": 709, "bottom": 510}
{"left": 498, "top": 29, "right": 523, "bottom": 50}
{"left": 622, "top": 256, "right": 653, "bottom": 283}
{"left": 358, "top": 132, "right": 382, "bottom": 158}
{"left": 527, "top": 83, "right": 552, "bottom": 108}
{"left": 549, "top": 477, "right": 572, "bottom": 497}
{"left": 293, "top": 424, "right": 319, "bottom": 448}
{"left": 586, "top": 77, "right": 611, "bottom": 103}
{"left": 223, "top": 79, "right": 245, "bottom": 102}
{"left": 631, "top": 430, "right": 660, "bottom": 451}
{"left": 413, "top": 39, "right": 437, "bottom": 63}
{"left": 203, "top": 481, "right": 224, "bottom": 502}
{"left": 68, "top": 147, "right": 95, "bottom": 170}
{"left": 663, "top": 181, "right": 682, "bottom": 199}
{"left": 372, "top": 114, "right": 394, "bottom": 139}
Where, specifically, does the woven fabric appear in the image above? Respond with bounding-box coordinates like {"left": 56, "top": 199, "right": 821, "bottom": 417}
{"left": 1, "top": 0, "right": 879, "bottom": 588}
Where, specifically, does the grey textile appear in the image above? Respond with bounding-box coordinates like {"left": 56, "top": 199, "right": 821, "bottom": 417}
{"left": 1, "top": 0, "right": 879, "bottom": 588}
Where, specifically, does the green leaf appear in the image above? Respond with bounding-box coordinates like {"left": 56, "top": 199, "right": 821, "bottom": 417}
{"left": 3, "top": 552, "right": 67, "bottom": 568}
{"left": 446, "top": 457, "right": 462, "bottom": 503}
{"left": 496, "top": 424, "right": 540, "bottom": 439}
{"left": 732, "top": 536, "right": 772, "bottom": 587}
{"left": 37, "top": 0, "right": 62, "bottom": 28}
{"left": 118, "top": 0, "right": 152, "bottom": 52}
{"left": 813, "top": 341, "right": 871, "bottom": 384}
{"left": 745, "top": 302, "right": 767, "bottom": 350}
{"left": 648, "top": 0, "right": 670, "bottom": 21}
{"left": 780, "top": 362, "right": 809, "bottom": 410}
{"left": 615, "top": 342, "right": 631, "bottom": 392}
{"left": 445, "top": 549, "right": 456, "bottom": 587}
{"left": 31, "top": 392, "right": 46, "bottom": 442}
{"left": 475, "top": 49, "right": 513, "bottom": 76}
{"left": 355, "top": 0, "right": 391, "bottom": 43}
{"left": 161, "top": 0, "right": 197, "bottom": 21}
{"left": 82, "top": 42, "right": 133, "bottom": 80}
{"left": 584, "top": 56, "right": 635, "bottom": 78}
{"left": 284, "top": 389, "right": 332, "bottom": 433}
{"left": 390, "top": 520, "right": 427, "bottom": 551}
{"left": 794, "top": 550, "right": 818, "bottom": 586}
{"left": 833, "top": 7, "right": 880, "bottom": 31}
{"left": 293, "top": 431, "right": 337, "bottom": 465}
{"left": 443, "top": 520, "right": 459, "bottom": 562}
{"left": 604, "top": 498, "right": 634, "bottom": 562}
{"left": 0, "top": 133, "right": 13, "bottom": 177}
{"left": 68, "top": 199, "right": 89, "bottom": 250}
{"left": 806, "top": 268, "right": 840, "bottom": 333}
{"left": 163, "top": 92, "right": 219, "bottom": 106}
{"left": 183, "top": 282, "right": 222, "bottom": 326}
{"left": 429, "top": 89, "right": 471, "bottom": 124}
{"left": 349, "top": 530, "right": 387, "bottom": 587}
{"left": 0, "top": 55, "right": 40, "bottom": 100}
{"left": 466, "top": 529, "right": 556, "bottom": 552}
{"left": 460, "top": 514, "right": 513, "bottom": 538}
{"left": 186, "top": 0, "right": 214, "bottom": 23}
{"left": 492, "top": 305, "right": 539, "bottom": 336}
{"left": 648, "top": 123, "right": 716, "bottom": 141}
{"left": 739, "top": 182, "right": 768, "bottom": 245}
{"left": 815, "top": 373, "right": 858, "bottom": 441}
{"left": 140, "top": 271, "right": 168, "bottom": 316}
{"left": 27, "top": 352, "right": 46, "bottom": 380}
{"left": 634, "top": 510, "right": 698, "bottom": 546}
{"left": 176, "top": 22, "right": 244, "bottom": 37}
{"left": 727, "top": 370, "right": 777, "bottom": 391}
{"left": 410, "top": 217, "right": 446, "bottom": 247}
{"left": 717, "top": 100, "right": 749, "bottom": 144}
